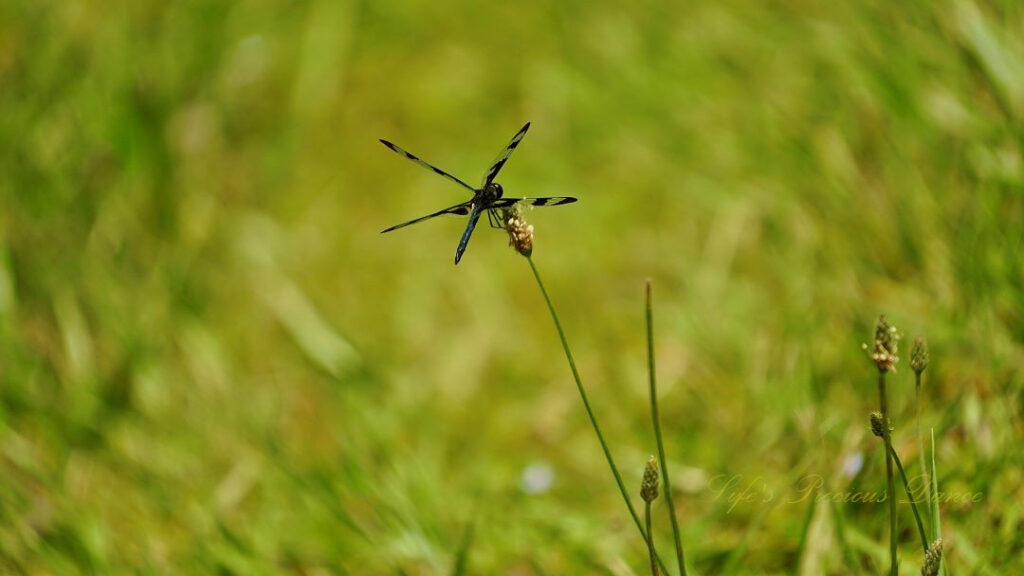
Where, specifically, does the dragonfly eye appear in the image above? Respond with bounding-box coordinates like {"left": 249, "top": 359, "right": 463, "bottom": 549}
{"left": 492, "top": 183, "right": 503, "bottom": 198}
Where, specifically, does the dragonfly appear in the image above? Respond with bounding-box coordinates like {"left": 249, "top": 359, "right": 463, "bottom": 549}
{"left": 380, "top": 122, "right": 577, "bottom": 264}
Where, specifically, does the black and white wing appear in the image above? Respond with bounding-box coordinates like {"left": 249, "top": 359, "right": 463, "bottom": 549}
{"left": 381, "top": 202, "right": 473, "bottom": 233}
{"left": 481, "top": 122, "right": 530, "bottom": 186}
{"left": 489, "top": 196, "right": 578, "bottom": 208}
{"left": 379, "top": 139, "right": 477, "bottom": 193}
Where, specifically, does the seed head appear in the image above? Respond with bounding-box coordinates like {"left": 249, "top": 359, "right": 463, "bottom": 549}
{"left": 921, "top": 538, "right": 943, "bottom": 576}
{"left": 863, "top": 315, "right": 900, "bottom": 373}
{"left": 502, "top": 206, "right": 533, "bottom": 257}
{"left": 641, "top": 456, "right": 659, "bottom": 503}
{"left": 869, "top": 411, "right": 886, "bottom": 438}
{"left": 911, "top": 337, "right": 929, "bottom": 374}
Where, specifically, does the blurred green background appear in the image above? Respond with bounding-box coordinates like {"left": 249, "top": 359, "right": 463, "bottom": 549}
{"left": 1, "top": 0, "right": 1022, "bottom": 573}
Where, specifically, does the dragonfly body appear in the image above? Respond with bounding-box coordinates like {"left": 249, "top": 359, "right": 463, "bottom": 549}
{"left": 380, "top": 123, "right": 577, "bottom": 264}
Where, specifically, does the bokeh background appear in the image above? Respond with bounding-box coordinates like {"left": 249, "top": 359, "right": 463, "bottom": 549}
{"left": 1, "top": 0, "right": 1022, "bottom": 573}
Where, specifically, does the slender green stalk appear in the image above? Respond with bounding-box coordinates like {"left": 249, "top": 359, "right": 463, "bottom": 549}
{"left": 915, "top": 373, "right": 931, "bottom": 526}
{"left": 910, "top": 337, "right": 932, "bottom": 540}
{"left": 889, "top": 444, "right": 928, "bottom": 553}
{"left": 878, "top": 372, "right": 898, "bottom": 576}
{"left": 526, "top": 256, "right": 668, "bottom": 575}
{"left": 930, "top": 429, "right": 944, "bottom": 575}
{"left": 645, "top": 501, "right": 658, "bottom": 576}
{"left": 645, "top": 281, "right": 688, "bottom": 576}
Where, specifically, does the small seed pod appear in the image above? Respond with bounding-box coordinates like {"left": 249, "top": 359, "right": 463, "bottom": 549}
{"left": 865, "top": 315, "right": 900, "bottom": 373}
{"left": 921, "top": 538, "right": 943, "bottom": 576}
{"left": 911, "top": 337, "right": 929, "bottom": 374}
{"left": 641, "top": 456, "right": 660, "bottom": 503}
{"left": 869, "top": 412, "right": 886, "bottom": 438}
{"left": 502, "top": 206, "right": 534, "bottom": 257}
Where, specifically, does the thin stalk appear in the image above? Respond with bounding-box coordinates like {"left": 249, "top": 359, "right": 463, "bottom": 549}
{"left": 915, "top": 371, "right": 932, "bottom": 535}
{"left": 645, "top": 281, "right": 688, "bottom": 576}
{"left": 645, "top": 500, "right": 659, "bottom": 576}
{"left": 889, "top": 444, "right": 928, "bottom": 554}
{"left": 930, "top": 429, "right": 944, "bottom": 576}
{"left": 878, "top": 372, "right": 898, "bottom": 576}
{"left": 527, "top": 257, "right": 669, "bottom": 575}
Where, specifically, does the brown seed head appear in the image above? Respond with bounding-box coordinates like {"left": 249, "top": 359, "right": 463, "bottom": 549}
{"left": 921, "top": 538, "right": 943, "bottom": 576}
{"left": 502, "top": 206, "right": 533, "bottom": 257}
{"left": 869, "top": 411, "right": 886, "bottom": 437}
{"left": 641, "top": 456, "right": 659, "bottom": 503}
{"left": 863, "top": 315, "right": 900, "bottom": 373}
{"left": 911, "top": 337, "right": 929, "bottom": 374}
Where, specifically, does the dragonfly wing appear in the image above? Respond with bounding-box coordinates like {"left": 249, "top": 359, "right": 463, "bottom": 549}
{"left": 381, "top": 202, "right": 472, "bottom": 233}
{"left": 454, "top": 204, "right": 484, "bottom": 264}
{"left": 482, "top": 122, "right": 530, "bottom": 186}
{"left": 489, "top": 196, "right": 578, "bottom": 208}
{"left": 379, "top": 139, "right": 476, "bottom": 193}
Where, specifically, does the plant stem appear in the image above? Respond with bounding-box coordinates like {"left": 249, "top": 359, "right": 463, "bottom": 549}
{"left": 645, "top": 281, "right": 688, "bottom": 576}
{"left": 645, "top": 500, "right": 659, "bottom": 576}
{"left": 878, "top": 371, "right": 898, "bottom": 576}
{"left": 889, "top": 444, "right": 928, "bottom": 554}
{"left": 915, "top": 371, "right": 932, "bottom": 536}
{"left": 527, "top": 257, "right": 669, "bottom": 575}
{"left": 930, "top": 429, "right": 944, "bottom": 576}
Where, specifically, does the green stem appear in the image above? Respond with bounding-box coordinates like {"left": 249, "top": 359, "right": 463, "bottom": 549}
{"left": 930, "top": 429, "right": 944, "bottom": 575}
{"left": 527, "top": 257, "right": 669, "bottom": 575}
{"left": 646, "top": 281, "right": 688, "bottom": 576}
{"left": 914, "top": 371, "right": 932, "bottom": 536}
{"left": 646, "top": 501, "right": 659, "bottom": 576}
{"left": 889, "top": 444, "right": 929, "bottom": 554}
{"left": 878, "top": 371, "right": 898, "bottom": 576}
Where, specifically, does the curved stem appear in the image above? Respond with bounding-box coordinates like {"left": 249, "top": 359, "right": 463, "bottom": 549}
{"left": 890, "top": 444, "right": 929, "bottom": 554}
{"left": 527, "top": 257, "right": 669, "bottom": 575}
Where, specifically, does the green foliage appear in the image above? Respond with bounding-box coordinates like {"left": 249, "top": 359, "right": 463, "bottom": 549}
{"left": 1, "top": 0, "right": 1021, "bottom": 573}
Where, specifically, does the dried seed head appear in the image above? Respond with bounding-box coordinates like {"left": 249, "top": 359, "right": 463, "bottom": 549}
{"left": 863, "top": 315, "right": 900, "bottom": 373}
{"left": 911, "top": 337, "right": 929, "bottom": 374}
{"left": 502, "top": 206, "right": 533, "bottom": 257}
{"left": 921, "top": 538, "right": 943, "bottom": 576}
{"left": 869, "top": 411, "right": 886, "bottom": 437}
{"left": 641, "top": 456, "right": 659, "bottom": 503}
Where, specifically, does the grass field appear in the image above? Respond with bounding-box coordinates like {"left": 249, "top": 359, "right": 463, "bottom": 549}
{"left": 1, "top": 0, "right": 1022, "bottom": 573}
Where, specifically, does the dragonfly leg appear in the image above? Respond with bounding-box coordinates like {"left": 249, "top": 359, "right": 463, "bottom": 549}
{"left": 487, "top": 208, "right": 504, "bottom": 229}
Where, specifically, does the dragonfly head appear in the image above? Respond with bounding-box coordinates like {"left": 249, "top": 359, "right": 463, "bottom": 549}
{"left": 482, "top": 182, "right": 503, "bottom": 202}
